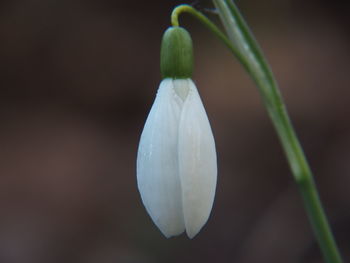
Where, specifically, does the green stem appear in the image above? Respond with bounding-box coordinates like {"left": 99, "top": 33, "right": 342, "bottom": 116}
{"left": 171, "top": 2, "right": 342, "bottom": 261}
{"left": 211, "top": 0, "right": 343, "bottom": 262}
{"left": 171, "top": 5, "right": 246, "bottom": 71}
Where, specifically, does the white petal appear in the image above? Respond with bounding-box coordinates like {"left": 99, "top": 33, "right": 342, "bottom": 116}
{"left": 177, "top": 79, "right": 217, "bottom": 238}
{"left": 137, "top": 78, "right": 185, "bottom": 237}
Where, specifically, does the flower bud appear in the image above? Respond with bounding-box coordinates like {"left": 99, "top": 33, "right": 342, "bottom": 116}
{"left": 137, "top": 78, "right": 217, "bottom": 238}
{"left": 160, "top": 27, "right": 193, "bottom": 79}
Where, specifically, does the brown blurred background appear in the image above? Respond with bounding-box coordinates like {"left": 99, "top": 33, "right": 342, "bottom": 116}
{"left": 0, "top": 0, "right": 349, "bottom": 262}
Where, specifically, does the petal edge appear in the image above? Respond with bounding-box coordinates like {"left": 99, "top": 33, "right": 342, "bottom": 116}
{"left": 177, "top": 79, "right": 217, "bottom": 238}
{"left": 137, "top": 79, "right": 185, "bottom": 237}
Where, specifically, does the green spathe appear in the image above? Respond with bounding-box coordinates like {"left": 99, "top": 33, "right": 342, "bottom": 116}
{"left": 160, "top": 27, "right": 193, "bottom": 79}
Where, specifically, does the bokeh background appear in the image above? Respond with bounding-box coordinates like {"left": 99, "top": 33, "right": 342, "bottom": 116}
{"left": 0, "top": 0, "right": 349, "bottom": 262}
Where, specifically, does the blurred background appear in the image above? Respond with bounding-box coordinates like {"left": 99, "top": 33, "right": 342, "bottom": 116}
{"left": 0, "top": 0, "right": 349, "bottom": 262}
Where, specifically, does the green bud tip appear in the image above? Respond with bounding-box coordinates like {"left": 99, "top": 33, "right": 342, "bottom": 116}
{"left": 160, "top": 26, "right": 193, "bottom": 79}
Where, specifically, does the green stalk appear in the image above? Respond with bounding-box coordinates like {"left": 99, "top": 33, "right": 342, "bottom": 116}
{"left": 171, "top": 4, "right": 246, "bottom": 66}
{"left": 171, "top": 5, "right": 259, "bottom": 83}
{"left": 171, "top": 2, "right": 342, "bottom": 261}
{"left": 211, "top": 1, "right": 343, "bottom": 262}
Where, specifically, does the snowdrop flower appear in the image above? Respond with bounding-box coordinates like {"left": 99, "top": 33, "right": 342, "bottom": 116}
{"left": 137, "top": 27, "right": 217, "bottom": 238}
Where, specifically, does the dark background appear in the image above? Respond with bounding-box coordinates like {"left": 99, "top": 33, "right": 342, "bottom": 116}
{"left": 0, "top": 0, "right": 349, "bottom": 262}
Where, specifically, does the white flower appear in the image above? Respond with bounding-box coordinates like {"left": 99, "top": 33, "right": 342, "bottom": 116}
{"left": 137, "top": 78, "right": 217, "bottom": 238}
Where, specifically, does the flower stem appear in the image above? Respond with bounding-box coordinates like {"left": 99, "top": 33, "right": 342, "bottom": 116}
{"left": 171, "top": 2, "right": 343, "bottom": 261}
{"left": 171, "top": 5, "right": 246, "bottom": 70}
{"left": 211, "top": 0, "right": 343, "bottom": 262}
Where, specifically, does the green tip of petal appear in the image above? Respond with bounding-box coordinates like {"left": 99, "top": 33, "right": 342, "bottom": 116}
{"left": 160, "top": 26, "right": 193, "bottom": 79}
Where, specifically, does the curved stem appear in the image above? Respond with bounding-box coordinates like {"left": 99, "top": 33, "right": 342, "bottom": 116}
{"left": 211, "top": 0, "right": 343, "bottom": 262}
{"left": 170, "top": 5, "right": 247, "bottom": 72}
